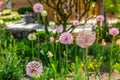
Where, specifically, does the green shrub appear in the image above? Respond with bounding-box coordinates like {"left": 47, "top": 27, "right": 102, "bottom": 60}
{"left": 0, "top": 9, "right": 21, "bottom": 22}
{"left": 17, "top": 7, "right": 33, "bottom": 14}
{"left": 0, "top": 53, "right": 24, "bottom": 80}
{"left": 104, "top": 0, "right": 118, "bottom": 14}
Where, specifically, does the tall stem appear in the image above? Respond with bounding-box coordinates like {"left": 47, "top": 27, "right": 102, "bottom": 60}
{"left": 85, "top": 47, "right": 89, "bottom": 80}
{"left": 32, "top": 41, "right": 34, "bottom": 60}
{"left": 37, "top": 34, "right": 40, "bottom": 59}
{"left": 109, "top": 36, "right": 115, "bottom": 80}
{"left": 38, "top": 13, "right": 40, "bottom": 24}
{"left": 65, "top": 45, "right": 68, "bottom": 77}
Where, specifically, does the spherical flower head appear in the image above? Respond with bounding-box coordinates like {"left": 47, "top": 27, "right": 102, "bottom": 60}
{"left": 47, "top": 51, "right": 53, "bottom": 58}
{"left": 0, "top": 2, "right": 4, "bottom": 7}
{"left": 50, "top": 37, "right": 54, "bottom": 42}
{"left": 33, "top": 3, "right": 43, "bottom": 13}
{"left": 96, "top": 15, "right": 104, "bottom": 22}
{"left": 26, "top": 61, "right": 43, "bottom": 77}
{"left": 73, "top": 20, "right": 80, "bottom": 27}
{"left": 28, "top": 33, "right": 37, "bottom": 40}
{"left": 41, "top": 10, "right": 47, "bottom": 17}
{"left": 49, "top": 21, "right": 55, "bottom": 27}
{"left": 55, "top": 26, "right": 63, "bottom": 33}
{"left": 76, "top": 30, "right": 96, "bottom": 48}
{"left": 59, "top": 32, "right": 73, "bottom": 45}
{"left": 109, "top": 28, "right": 119, "bottom": 36}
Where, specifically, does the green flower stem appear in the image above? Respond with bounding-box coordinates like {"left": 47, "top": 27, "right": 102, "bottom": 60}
{"left": 52, "top": 43, "right": 55, "bottom": 60}
{"left": 37, "top": 13, "right": 41, "bottom": 24}
{"left": 75, "top": 43, "right": 78, "bottom": 73}
{"left": 58, "top": 42, "right": 61, "bottom": 69}
{"left": 96, "top": 26, "right": 100, "bottom": 57}
{"left": 109, "top": 35, "right": 115, "bottom": 80}
{"left": 32, "top": 40, "right": 34, "bottom": 60}
{"left": 37, "top": 34, "right": 40, "bottom": 59}
{"left": 85, "top": 47, "right": 89, "bottom": 80}
{"left": 65, "top": 45, "right": 68, "bottom": 77}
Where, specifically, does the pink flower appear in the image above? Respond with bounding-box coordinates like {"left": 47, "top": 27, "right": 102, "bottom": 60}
{"left": 0, "top": 2, "right": 4, "bottom": 7}
{"left": 50, "top": 37, "right": 55, "bottom": 42}
{"left": 76, "top": 30, "right": 96, "bottom": 48}
{"left": 109, "top": 28, "right": 119, "bottom": 36}
{"left": 26, "top": 61, "right": 43, "bottom": 77}
{"left": 59, "top": 32, "right": 73, "bottom": 45}
{"left": 73, "top": 20, "right": 80, "bottom": 26}
{"left": 55, "top": 26, "right": 63, "bottom": 33}
{"left": 33, "top": 3, "right": 43, "bottom": 13}
{"left": 96, "top": 15, "right": 104, "bottom": 22}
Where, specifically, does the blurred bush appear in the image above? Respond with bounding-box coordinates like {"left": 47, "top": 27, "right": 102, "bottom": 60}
{"left": 0, "top": 9, "right": 21, "bottom": 22}
{"left": 104, "top": 0, "right": 118, "bottom": 14}
{"left": 17, "top": 7, "right": 33, "bottom": 14}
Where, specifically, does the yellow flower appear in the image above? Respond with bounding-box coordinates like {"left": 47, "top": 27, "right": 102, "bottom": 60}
{"left": 101, "top": 39, "right": 106, "bottom": 46}
{"left": 0, "top": 20, "right": 4, "bottom": 24}
{"left": 65, "top": 77, "right": 69, "bottom": 80}
{"left": 116, "top": 39, "right": 120, "bottom": 46}
{"left": 49, "top": 78, "right": 54, "bottom": 80}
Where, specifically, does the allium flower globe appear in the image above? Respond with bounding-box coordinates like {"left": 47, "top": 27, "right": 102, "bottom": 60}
{"left": 96, "top": 15, "right": 104, "bottom": 22}
{"left": 26, "top": 61, "right": 43, "bottom": 77}
{"left": 59, "top": 32, "right": 73, "bottom": 45}
{"left": 50, "top": 37, "right": 55, "bottom": 42}
{"left": 33, "top": 3, "right": 43, "bottom": 13}
{"left": 109, "top": 28, "right": 119, "bottom": 36}
{"left": 55, "top": 26, "right": 63, "bottom": 33}
{"left": 28, "top": 33, "right": 37, "bottom": 40}
{"left": 73, "top": 20, "right": 80, "bottom": 26}
{"left": 49, "top": 21, "right": 55, "bottom": 27}
{"left": 76, "top": 30, "right": 96, "bottom": 48}
{"left": 0, "top": 2, "right": 4, "bottom": 6}
{"left": 41, "top": 10, "right": 47, "bottom": 16}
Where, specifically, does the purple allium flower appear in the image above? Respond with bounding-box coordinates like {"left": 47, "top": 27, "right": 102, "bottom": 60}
{"left": 26, "top": 61, "right": 43, "bottom": 77}
{"left": 0, "top": 2, "right": 4, "bottom": 7}
{"left": 55, "top": 26, "right": 63, "bottom": 33}
{"left": 73, "top": 20, "right": 80, "bottom": 27}
{"left": 76, "top": 30, "right": 96, "bottom": 48}
{"left": 109, "top": 28, "right": 119, "bottom": 36}
{"left": 33, "top": 3, "right": 43, "bottom": 13}
{"left": 59, "top": 32, "right": 73, "bottom": 45}
{"left": 64, "top": 5, "right": 69, "bottom": 10}
{"left": 96, "top": 15, "right": 104, "bottom": 22}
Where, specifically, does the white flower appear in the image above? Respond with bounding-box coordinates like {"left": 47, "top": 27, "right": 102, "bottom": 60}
{"left": 41, "top": 10, "right": 48, "bottom": 17}
{"left": 47, "top": 51, "right": 53, "bottom": 58}
{"left": 28, "top": 33, "right": 37, "bottom": 40}
{"left": 49, "top": 21, "right": 55, "bottom": 27}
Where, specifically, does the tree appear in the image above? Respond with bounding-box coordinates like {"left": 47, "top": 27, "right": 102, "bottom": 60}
{"left": 28, "top": 0, "right": 95, "bottom": 33}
